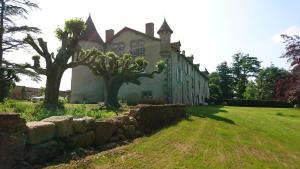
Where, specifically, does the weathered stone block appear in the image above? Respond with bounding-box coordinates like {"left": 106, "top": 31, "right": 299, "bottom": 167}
{"left": 42, "top": 115, "right": 73, "bottom": 138}
{"left": 26, "top": 121, "right": 55, "bottom": 144}
{"left": 73, "top": 116, "right": 95, "bottom": 133}
{"left": 25, "top": 140, "right": 65, "bottom": 164}
{"left": 123, "top": 125, "right": 136, "bottom": 139}
{"left": 94, "top": 120, "right": 118, "bottom": 145}
{"left": 132, "top": 104, "right": 186, "bottom": 133}
{"left": 66, "top": 131, "right": 95, "bottom": 148}
{"left": 0, "top": 113, "right": 26, "bottom": 169}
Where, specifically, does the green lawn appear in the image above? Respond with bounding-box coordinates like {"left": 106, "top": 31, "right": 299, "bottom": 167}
{"left": 48, "top": 106, "right": 300, "bottom": 169}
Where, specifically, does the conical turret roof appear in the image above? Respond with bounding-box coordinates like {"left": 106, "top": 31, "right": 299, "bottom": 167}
{"left": 80, "top": 15, "right": 104, "bottom": 44}
{"left": 157, "top": 19, "right": 173, "bottom": 34}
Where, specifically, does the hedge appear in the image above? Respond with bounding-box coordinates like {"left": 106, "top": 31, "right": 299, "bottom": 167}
{"left": 224, "top": 99, "right": 293, "bottom": 108}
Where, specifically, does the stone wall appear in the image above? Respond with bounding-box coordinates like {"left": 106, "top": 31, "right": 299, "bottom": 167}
{"left": 0, "top": 104, "right": 186, "bottom": 168}
{"left": 0, "top": 113, "right": 26, "bottom": 169}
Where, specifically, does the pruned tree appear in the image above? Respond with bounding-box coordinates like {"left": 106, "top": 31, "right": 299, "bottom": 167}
{"left": 23, "top": 18, "right": 96, "bottom": 109}
{"left": 0, "top": 0, "right": 40, "bottom": 101}
{"left": 83, "top": 52, "right": 166, "bottom": 107}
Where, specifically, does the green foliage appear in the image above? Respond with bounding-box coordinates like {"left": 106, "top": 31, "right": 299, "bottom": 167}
{"left": 24, "top": 18, "right": 95, "bottom": 109}
{"left": 243, "top": 81, "right": 258, "bottom": 99}
{"left": 55, "top": 18, "right": 86, "bottom": 40}
{"left": 256, "top": 65, "right": 290, "bottom": 100}
{"left": 224, "top": 99, "right": 292, "bottom": 108}
{"left": 231, "top": 52, "right": 261, "bottom": 98}
{"left": 85, "top": 51, "right": 166, "bottom": 107}
{"left": 0, "top": 100, "right": 122, "bottom": 121}
{"left": 216, "top": 62, "right": 234, "bottom": 99}
{"left": 0, "top": 67, "right": 20, "bottom": 101}
{"left": 156, "top": 60, "right": 167, "bottom": 73}
{"left": 0, "top": 0, "right": 41, "bottom": 102}
{"left": 0, "top": 0, "right": 40, "bottom": 53}
{"left": 208, "top": 72, "right": 222, "bottom": 100}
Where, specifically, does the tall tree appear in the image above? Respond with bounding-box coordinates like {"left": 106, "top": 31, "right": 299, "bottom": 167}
{"left": 0, "top": 0, "right": 40, "bottom": 101}
{"left": 231, "top": 52, "right": 261, "bottom": 98}
{"left": 216, "top": 62, "right": 234, "bottom": 99}
{"left": 243, "top": 81, "right": 258, "bottom": 99}
{"left": 24, "top": 18, "right": 96, "bottom": 109}
{"left": 208, "top": 72, "right": 222, "bottom": 100}
{"left": 280, "top": 35, "right": 300, "bottom": 104}
{"left": 84, "top": 52, "right": 166, "bottom": 107}
{"left": 256, "top": 65, "right": 289, "bottom": 100}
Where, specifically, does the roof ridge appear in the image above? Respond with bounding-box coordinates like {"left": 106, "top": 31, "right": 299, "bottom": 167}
{"left": 106, "top": 26, "right": 160, "bottom": 44}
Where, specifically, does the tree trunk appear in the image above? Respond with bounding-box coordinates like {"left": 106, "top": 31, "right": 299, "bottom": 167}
{"left": 104, "top": 79, "right": 122, "bottom": 108}
{"left": 44, "top": 67, "right": 63, "bottom": 109}
{"left": 0, "top": 0, "right": 5, "bottom": 102}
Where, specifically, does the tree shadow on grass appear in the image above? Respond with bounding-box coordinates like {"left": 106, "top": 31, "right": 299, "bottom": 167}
{"left": 276, "top": 112, "right": 299, "bottom": 118}
{"left": 187, "top": 105, "right": 236, "bottom": 125}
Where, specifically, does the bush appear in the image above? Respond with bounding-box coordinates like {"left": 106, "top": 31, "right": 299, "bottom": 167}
{"left": 224, "top": 99, "right": 293, "bottom": 108}
{"left": 0, "top": 99, "right": 123, "bottom": 121}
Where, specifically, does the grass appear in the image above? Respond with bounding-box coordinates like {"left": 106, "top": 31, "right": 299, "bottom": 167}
{"left": 47, "top": 106, "right": 300, "bottom": 169}
{"left": 0, "top": 99, "right": 127, "bottom": 121}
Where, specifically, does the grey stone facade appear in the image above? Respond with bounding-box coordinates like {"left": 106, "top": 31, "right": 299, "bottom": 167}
{"left": 71, "top": 16, "right": 209, "bottom": 105}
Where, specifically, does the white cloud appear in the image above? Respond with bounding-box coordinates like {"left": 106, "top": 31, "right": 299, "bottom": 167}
{"left": 272, "top": 26, "right": 300, "bottom": 43}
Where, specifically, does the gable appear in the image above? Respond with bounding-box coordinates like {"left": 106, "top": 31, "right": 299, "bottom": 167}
{"left": 106, "top": 27, "right": 160, "bottom": 45}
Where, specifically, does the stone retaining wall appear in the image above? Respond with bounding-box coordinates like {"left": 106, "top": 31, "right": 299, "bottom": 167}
{"left": 0, "top": 104, "right": 186, "bottom": 168}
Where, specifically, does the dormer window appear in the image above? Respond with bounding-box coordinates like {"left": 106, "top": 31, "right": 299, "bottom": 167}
{"left": 130, "top": 40, "right": 145, "bottom": 56}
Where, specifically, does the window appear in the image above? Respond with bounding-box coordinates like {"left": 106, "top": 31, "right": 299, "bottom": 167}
{"left": 186, "top": 64, "right": 191, "bottom": 75}
{"left": 130, "top": 40, "right": 145, "bottom": 56}
{"left": 180, "top": 69, "right": 182, "bottom": 82}
{"left": 198, "top": 80, "right": 201, "bottom": 90}
{"left": 187, "top": 81, "right": 189, "bottom": 93}
{"left": 176, "top": 68, "right": 179, "bottom": 82}
{"left": 186, "top": 64, "right": 188, "bottom": 74}
{"left": 112, "top": 42, "right": 125, "bottom": 54}
{"left": 142, "top": 91, "right": 152, "bottom": 99}
{"left": 176, "top": 67, "right": 182, "bottom": 83}
{"left": 192, "top": 78, "right": 194, "bottom": 89}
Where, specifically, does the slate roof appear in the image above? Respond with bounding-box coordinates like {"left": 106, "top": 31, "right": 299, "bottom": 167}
{"left": 79, "top": 15, "right": 104, "bottom": 44}
{"left": 157, "top": 19, "right": 173, "bottom": 34}
{"left": 106, "top": 27, "right": 160, "bottom": 44}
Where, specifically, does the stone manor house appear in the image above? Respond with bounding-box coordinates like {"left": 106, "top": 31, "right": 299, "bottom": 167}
{"left": 71, "top": 15, "right": 210, "bottom": 105}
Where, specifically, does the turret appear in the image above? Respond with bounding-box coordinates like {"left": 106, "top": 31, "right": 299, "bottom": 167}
{"left": 79, "top": 14, "right": 104, "bottom": 45}
{"left": 158, "top": 19, "right": 173, "bottom": 54}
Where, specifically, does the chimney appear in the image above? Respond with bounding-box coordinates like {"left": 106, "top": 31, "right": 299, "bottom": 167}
{"left": 145, "top": 22, "right": 154, "bottom": 37}
{"left": 106, "top": 29, "right": 114, "bottom": 42}
{"left": 181, "top": 50, "right": 185, "bottom": 56}
{"left": 187, "top": 55, "right": 194, "bottom": 63}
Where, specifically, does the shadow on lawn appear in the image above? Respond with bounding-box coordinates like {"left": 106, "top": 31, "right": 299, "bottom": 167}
{"left": 276, "top": 112, "right": 299, "bottom": 118}
{"left": 187, "top": 106, "right": 236, "bottom": 125}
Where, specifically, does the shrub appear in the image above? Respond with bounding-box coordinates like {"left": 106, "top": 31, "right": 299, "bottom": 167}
{"left": 0, "top": 99, "right": 122, "bottom": 121}
{"left": 224, "top": 99, "right": 293, "bottom": 108}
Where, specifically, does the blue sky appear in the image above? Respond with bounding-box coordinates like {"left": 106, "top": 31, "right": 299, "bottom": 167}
{"left": 9, "top": 0, "right": 300, "bottom": 90}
